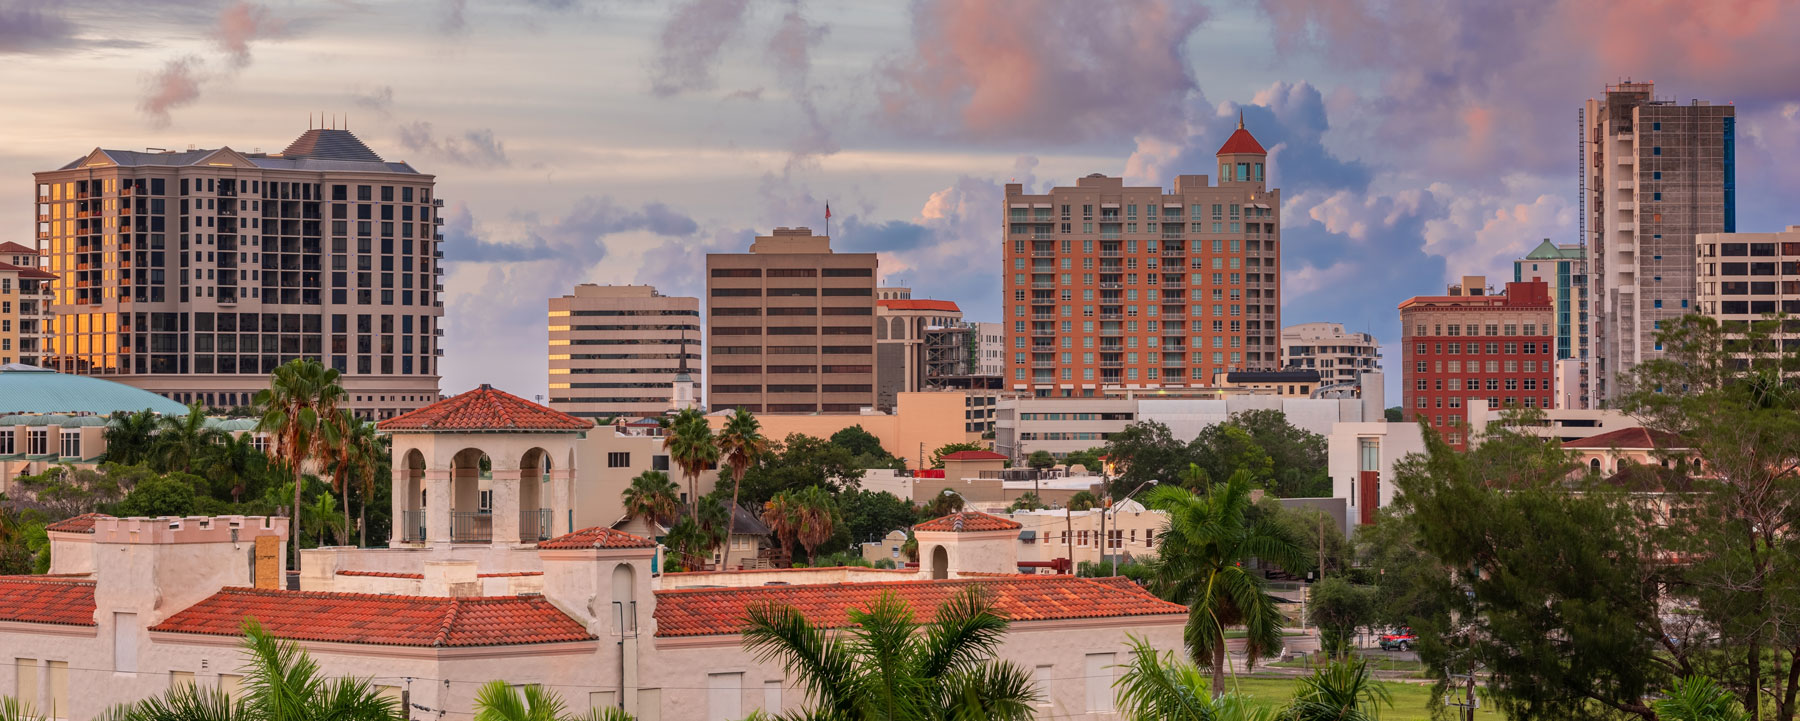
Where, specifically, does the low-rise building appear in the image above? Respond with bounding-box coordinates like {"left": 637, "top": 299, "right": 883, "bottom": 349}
{"left": 1280, "top": 322, "right": 1380, "bottom": 387}
{"left": 1211, "top": 369, "right": 1323, "bottom": 397}
{"left": 1399, "top": 276, "right": 1556, "bottom": 450}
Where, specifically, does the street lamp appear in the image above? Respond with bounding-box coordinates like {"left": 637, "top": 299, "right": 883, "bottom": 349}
{"left": 1101, "top": 479, "right": 1157, "bottom": 577}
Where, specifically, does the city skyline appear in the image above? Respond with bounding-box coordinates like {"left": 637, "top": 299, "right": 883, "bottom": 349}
{"left": 3, "top": 1, "right": 1800, "bottom": 406}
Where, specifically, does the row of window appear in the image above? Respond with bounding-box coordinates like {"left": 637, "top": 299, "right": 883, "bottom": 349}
{"left": 1014, "top": 362, "right": 1238, "bottom": 381}
{"left": 710, "top": 268, "right": 872, "bottom": 278}
{"left": 1416, "top": 377, "right": 1545, "bottom": 392}
{"left": 0, "top": 428, "right": 76, "bottom": 457}
{"left": 1408, "top": 323, "right": 1548, "bottom": 337}
{"left": 710, "top": 365, "right": 872, "bottom": 374}
{"left": 711, "top": 287, "right": 872, "bottom": 297}
{"left": 1414, "top": 359, "right": 1548, "bottom": 373}
{"left": 1412, "top": 342, "right": 1550, "bottom": 356}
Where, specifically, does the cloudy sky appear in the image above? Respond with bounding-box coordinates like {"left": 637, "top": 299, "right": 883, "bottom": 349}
{"left": 4, "top": 0, "right": 1799, "bottom": 406}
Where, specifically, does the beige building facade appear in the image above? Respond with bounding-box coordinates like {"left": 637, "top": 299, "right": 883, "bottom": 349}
{"left": 1584, "top": 82, "right": 1735, "bottom": 406}
{"left": 33, "top": 129, "right": 444, "bottom": 417}
{"left": 1696, "top": 227, "right": 1800, "bottom": 355}
{"left": 548, "top": 284, "right": 700, "bottom": 420}
{"left": 706, "top": 228, "right": 877, "bottom": 414}
{"left": 1280, "top": 322, "right": 1379, "bottom": 388}
{"left": 0, "top": 242, "right": 53, "bottom": 367}
{"left": 875, "top": 293, "right": 962, "bottom": 411}
{"left": 1003, "top": 120, "right": 1282, "bottom": 397}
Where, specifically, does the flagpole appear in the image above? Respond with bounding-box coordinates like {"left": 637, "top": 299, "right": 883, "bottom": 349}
{"left": 826, "top": 202, "right": 831, "bottom": 238}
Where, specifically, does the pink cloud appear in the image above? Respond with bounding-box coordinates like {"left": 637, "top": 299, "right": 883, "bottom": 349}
{"left": 213, "top": 2, "right": 283, "bottom": 68}
{"left": 139, "top": 57, "right": 202, "bottom": 128}
{"left": 876, "top": 0, "right": 1209, "bottom": 142}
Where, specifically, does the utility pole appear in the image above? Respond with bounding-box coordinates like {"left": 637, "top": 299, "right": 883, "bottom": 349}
{"left": 1064, "top": 506, "right": 1074, "bottom": 575}
{"left": 1446, "top": 666, "right": 1480, "bottom": 721}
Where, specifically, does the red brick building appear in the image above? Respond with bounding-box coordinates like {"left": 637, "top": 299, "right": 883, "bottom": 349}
{"left": 1399, "top": 276, "right": 1555, "bottom": 449}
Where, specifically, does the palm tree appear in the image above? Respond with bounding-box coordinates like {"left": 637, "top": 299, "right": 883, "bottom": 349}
{"left": 1144, "top": 469, "right": 1310, "bottom": 698}
{"left": 99, "top": 619, "right": 391, "bottom": 721}
{"left": 661, "top": 408, "right": 717, "bottom": 518}
{"left": 761, "top": 491, "right": 800, "bottom": 565}
{"left": 694, "top": 496, "right": 733, "bottom": 567}
{"left": 1283, "top": 658, "right": 1392, "bottom": 721}
{"left": 340, "top": 417, "right": 384, "bottom": 547}
{"left": 1654, "top": 677, "right": 1748, "bottom": 721}
{"left": 103, "top": 409, "right": 160, "bottom": 467}
{"left": 304, "top": 492, "right": 350, "bottom": 547}
{"left": 762, "top": 487, "right": 836, "bottom": 565}
{"left": 321, "top": 409, "right": 382, "bottom": 547}
{"left": 205, "top": 432, "right": 268, "bottom": 503}
{"left": 254, "top": 358, "right": 344, "bottom": 572}
{"left": 0, "top": 696, "right": 47, "bottom": 721}
{"left": 1113, "top": 636, "right": 1274, "bottom": 721}
{"left": 714, "top": 408, "right": 768, "bottom": 572}
{"left": 153, "top": 402, "right": 226, "bottom": 471}
{"left": 742, "top": 588, "right": 1039, "bottom": 720}
{"left": 621, "top": 471, "right": 680, "bottom": 527}
{"left": 472, "top": 680, "right": 633, "bottom": 721}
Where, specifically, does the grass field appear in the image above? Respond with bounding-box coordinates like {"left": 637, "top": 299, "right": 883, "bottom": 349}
{"left": 1215, "top": 676, "right": 1502, "bottom": 720}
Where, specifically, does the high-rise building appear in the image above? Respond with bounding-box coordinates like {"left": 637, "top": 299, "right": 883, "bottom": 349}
{"left": 975, "top": 321, "right": 1003, "bottom": 376}
{"left": 706, "top": 227, "right": 877, "bottom": 413}
{"left": 33, "top": 129, "right": 444, "bottom": 418}
{"left": 548, "top": 284, "right": 700, "bottom": 419}
{"left": 1003, "top": 118, "right": 1280, "bottom": 397}
{"left": 1399, "top": 276, "right": 1555, "bottom": 450}
{"left": 876, "top": 288, "right": 962, "bottom": 410}
{"left": 1279, "top": 322, "right": 1380, "bottom": 388}
{"left": 1584, "top": 82, "right": 1734, "bottom": 406}
{"left": 1515, "top": 238, "right": 1590, "bottom": 407}
{"left": 0, "top": 242, "right": 54, "bottom": 367}
{"left": 1696, "top": 226, "right": 1800, "bottom": 351}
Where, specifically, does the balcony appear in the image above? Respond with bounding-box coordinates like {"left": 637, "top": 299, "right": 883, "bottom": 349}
{"left": 433, "top": 199, "right": 445, "bottom": 208}
{"left": 1030, "top": 343, "right": 1054, "bottom": 352}
{"left": 1100, "top": 328, "right": 1123, "bottom": 336}
{"left": 1099, "top": 361, "right": 1123, "bottom": 368}
{"left": 1616, "top": 201, "right": 1635, "bottom": 211}
{"left": 1098, "top": 313, "right": 1122, "bottom": 320}
{"left": 1031, "top": 281, "right": 1055, "bottom": 289}
{"left": 1032, "top": 361, "right": 1056, "bottom": 369}
{"left": 1032, "top": 250, "right": 1056, "bottom": 257}
{"left": 1032, "top": 314, "right": 1056, "bottom": 320}
{"left": 1099, "top": 282, "right": 1122, "bottom": 289}
{"left": 1617, "top": 222, "right": 1636, "bottom": 232}
{"left": 1617, "top": 180, "right": 1634, "bottom": 190}
{"left": 1031, "top": 328, "right": 1057, "bottom": 337}
{"left": 1100, "top": 251, "right": 1122, "bottom": 258}
{"left": 1617, "top": 155, "right": 1635, "bottom": 166}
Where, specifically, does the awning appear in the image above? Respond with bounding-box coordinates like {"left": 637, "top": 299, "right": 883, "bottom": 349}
{"left": 1018, "top": 530, "right": 1037, "bottom": 541}
{"left": 1010, "top": 203, "right": 1030, "bottom": 209}
{"left": 1032, "top": 203, "right": 1052, "bottom": 208}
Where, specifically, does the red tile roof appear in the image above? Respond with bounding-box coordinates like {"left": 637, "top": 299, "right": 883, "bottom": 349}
{"left": 914, "top": 511, "right": 1022, "bottom": 533}
{"left": 941, "top": 450, "right": 1007, "bottom": 461}
{"left": 538, "top": 526, "right": 657, "bottom": 550}
{"left": 336, "top": 570, "right": 423, "bottom": 579}
{"left": 1564, "top": 427, "right": 1687, "bottom": 450}
{"left": 0, "top": 261, "right": 54, "bottom": 280}
{"left": 150, "top": 587, "right": 593, "bottom": 647}
{"left": 377, "top": 384, "right": 594, "bottom": 433}
{"left": 45, "top": 513, "right": 112, "bottom": 534}
{"left": 876, "top": 299, "right": 961, "bottom": 313}
{"left": 0, "top": 241, "right": 37, "bottom": 254}
{"left": 653, "top": 575, "right": 1186, "bottom": 637}
{"left": 1216, "top": 125, "right": 1266, "bottom": 156}
{"left": 0, "top": 577, "right": 96, "bottom": 626}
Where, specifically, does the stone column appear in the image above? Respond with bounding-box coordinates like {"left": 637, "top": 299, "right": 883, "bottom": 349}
{"left": 389, "top": 467, "right": 410, "bottom": 547}
{"left": 424, "top": 469, "right": 452, "bottom": 548}
{"left": 490, "top": 468, "right": 522, "bottom": 547}
{"left": 548, "top": 468, "right": 575, "bottom": 536}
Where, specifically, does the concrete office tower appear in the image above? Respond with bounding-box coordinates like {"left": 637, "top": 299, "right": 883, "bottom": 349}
{"left": 876, "top": 289, "right": 962, "bottom": 410}
{"left": 1696, "top": 227, "right": 1800, "bottom": 353}
{"left": 1003, "top": 118, "right": 1280, "bottom": 397}
{"left": 0, "top": 242, "right": 54, "bottom": 367}
{"left": 1279, "top": 322, "right": 1380, "bottom": 388}
{"left": 1399, "top": 276, "right": 1555, "bottom": 450}
{"left": 1515, "top": 239, "right": 1591, "bottom": 408}
{"left": 33, "top": 129, "right": 444, "bottom": 418}
{"left": 706, "top": 227, "right": 877, "bottom": 413}
{"left": 548, "top": 284, "right": 700, "bottom": 419}
{"left": 1584, "top": 82, "right": 1734, "bottom": 406}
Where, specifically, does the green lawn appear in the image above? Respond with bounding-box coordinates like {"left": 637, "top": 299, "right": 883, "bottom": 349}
{"left": 1214, "top": 676, "right": 1503, "bottom": 720}
{"left": 1268, "top": 656, "right": 1427, "bottom": 675}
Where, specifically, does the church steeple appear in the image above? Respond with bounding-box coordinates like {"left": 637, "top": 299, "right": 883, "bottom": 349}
{"left": 669, "top": 330, "right": 697, "bottom": 412}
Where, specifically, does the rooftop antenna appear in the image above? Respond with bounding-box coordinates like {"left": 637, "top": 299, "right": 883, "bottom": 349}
{"left": 1238, "top": 109, "right": 1245, "bottom": 129}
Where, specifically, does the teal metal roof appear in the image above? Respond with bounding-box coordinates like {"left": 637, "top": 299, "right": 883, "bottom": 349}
{"left": 0, "top": 364, "right": 189, "bottom": 416}
{"left": 205, "top": 418, "right": 260, "bottom": 432}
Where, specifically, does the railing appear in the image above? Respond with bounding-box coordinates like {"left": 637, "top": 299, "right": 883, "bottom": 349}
{"left": 401, "top": 510, "right": 426, "bottom": 542}
{"left": 451, "top": 511, "right": 492, "bottom": 543}
{"left": 522, "top": 508, "right": 552, "bottom": 543}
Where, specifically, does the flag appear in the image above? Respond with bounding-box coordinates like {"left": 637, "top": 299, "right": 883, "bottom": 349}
{"left": 825, "top": 202, "right": 831, "bottom": 220}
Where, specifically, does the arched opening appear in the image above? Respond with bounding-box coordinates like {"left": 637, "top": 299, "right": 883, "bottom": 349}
{"left": 401, "top": 449, "right": 425, "bottom": 543}
{"left": 611, "top": 563, "right": 637, "bottom": 634}
{"left": 930, "top": 545, "right": 949, "bottom": 580}
{"left": 451, "top": 448, "right": 493, "bottom": 543}
{"left": 519, "top": 447, "right": 550, "bottom": 543}
{"left": 876, "top": 318, "right": 888, "bottom": 340}
{"left": 1589, "top": 458, "right": 1601, "bottom": 474}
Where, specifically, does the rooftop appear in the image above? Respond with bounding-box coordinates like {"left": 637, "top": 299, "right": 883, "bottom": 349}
{"left": 1563, "top": 426, "right": 1687, "bottom": 450}
{"left": 59, "top": 129, "right": 421, "bottom": 176}
{"left": 0, "top": 261, "right": 53, "bottom": 280}
{"left": 538, "top": 526, "right": 658, "bottom": 550}
{"left": 1216, "top": 116, "right": 1266, "bottom": 156}
{"left": 877, "top": 299, "right": 962, "bottom": 313}
{"left": 378, "top": 384, "right": 593, "bottom": 433}
{"left": 0, "top": 577, "right": 96, "bottom": 627}
{"left": 44, "top": 513, "right": 112, "bottom": 534}
{"left": 652, "top": 574, "right": 1184, "bottom": 638}
{"left": 151, "top": 587, "right": 594, "bottom": 647}
{"left": 940, "top": 450, "right": 1008, "bottom": 462}
{"left": 914, "top": 510, "right": 1022, "bottom": 533}
{"left": 0, "top": 365, "right": 190, "bottom": 415}
{"left": 0, "top": 241, "right": 37, "bottom": 254}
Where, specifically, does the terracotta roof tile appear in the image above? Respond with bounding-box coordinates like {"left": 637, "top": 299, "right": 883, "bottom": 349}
{"left": 0, "top": 577, "right": 97, "bottom": 626}
{"left": 876, "top": 299, "right": 961, "bottom": 312}
{"left": 0, "top": 261, "right": 54, "bottom": 280}
{"left": 377, "top": 385, "right": 594, "bottom": 433}
{"left": 0, "top": 242, "right": 37, "bottom": 254}
{"left": 336, "top": 570, "right": 423, "bottom": 579}
{"left": 150, "top": 587, "right": 593, "bottom": 647}
{"left": 538, "top": 526, "right": 657, "bottom": 550}
{"left": 914, "top": 511, "right": 1022, "bottom": 533}
{"left": 941, "top": 450, "right": 1008, "bottom": 461}
{"left": 1563, "top": 427, "right": 1687, "bottom": 450}
{"left": 45, "top": 513, "right": 112, "bottom": 534}
{"left": 1216, "top": 126, "right": 1266, "bottom": 155}
{"left": 653, "top": 575, "right": 1186, "bottom": 637}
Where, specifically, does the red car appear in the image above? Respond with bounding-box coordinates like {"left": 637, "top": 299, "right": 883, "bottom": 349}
{"left": 1379, "top": 628, "right": 1416, "bottom": 651}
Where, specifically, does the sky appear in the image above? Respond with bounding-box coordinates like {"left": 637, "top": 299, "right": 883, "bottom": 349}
{"left": 4, "top": 0, "right": 1800, "bottom": 408}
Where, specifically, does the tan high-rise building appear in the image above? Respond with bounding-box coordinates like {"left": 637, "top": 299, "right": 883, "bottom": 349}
{"left": 32, "top": 129, "right": 444, "bottom": 417}
{"left": 0, "top": 242, "right": 54, "bottom": 367}
{"left": 1696, "top": 226, "right": 1800, "bottom": 354}
{"left": 706, "top": 227, "right": 877, "bottom": 413}
{"left": 1584, "top": 82, "right": 1735, "bottom": 406}
{"left": 548, "top": 284, "right": 700, "bottom": 420}
{"left": 875, "top": 286, "right": 963, "bottom": 411}
{"left": 1280, "top": 322, "right": 1380, "bottom": 388}
{"left": 1003, "top": 118, "right": 1281, "bottom": 397}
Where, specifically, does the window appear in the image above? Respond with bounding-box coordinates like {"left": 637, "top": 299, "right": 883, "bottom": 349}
{"left": 15, "top": 659, "right": 36, "bottom": 706}
{"left": 1034, "top": 665, "right": 1056, "bottom": 708}
{"left": 707, "top": 673, "right": 742, "bottom": 721}
{"left": 46, "top": 661, "right": 65, "bottom": 720}
{"left": 1084, "top": 653, "right": 1116, "bottom": 713}
{"left": 114, "top": 612, "right": 139, "bottom": 672}
{"left": 607, "top": 452, "right": 631, "bottom": 468}
{"left": 59, "top": 431, "right": 80, "bottom": 459}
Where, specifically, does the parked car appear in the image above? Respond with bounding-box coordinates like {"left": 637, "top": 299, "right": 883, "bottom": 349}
{"left": 1379, "top": 627, "right": 1416, "bottom": 651}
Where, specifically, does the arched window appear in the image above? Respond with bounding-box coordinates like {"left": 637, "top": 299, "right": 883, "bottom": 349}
{"left": 1590, "top": 458, "right": 1601, "bottom": 473}
{"left": 611, "top": 564, "right": 637, "bottom": 635}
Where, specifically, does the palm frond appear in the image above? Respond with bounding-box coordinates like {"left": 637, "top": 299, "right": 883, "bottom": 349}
{"left": 1653, "top": 676, "right": 1748, "bottom": 721}
{"left": 92, "top": 681, "right": 243, "bottom": 721}
{"left": 741, "top": 602, "right": 859, "bottom": 717}
{"left": 1112, "top": 636, "right": 1215, "bottom": 721}
{"left": 0, "top": 697, "right": 47, "bottom": 721}
{"left": 939, "top": 661, "right": 1039, "bottom": 721}
{"left": 916, "top": 587, "right": 1011, "bottom": 680}
{"left": 842, "top": 593, "right": 922, "bottom": 721}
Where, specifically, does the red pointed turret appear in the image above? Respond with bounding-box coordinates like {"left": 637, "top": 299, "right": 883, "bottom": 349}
{"left": 1216, "top": 111, "right": 1266, "bottom": 156}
